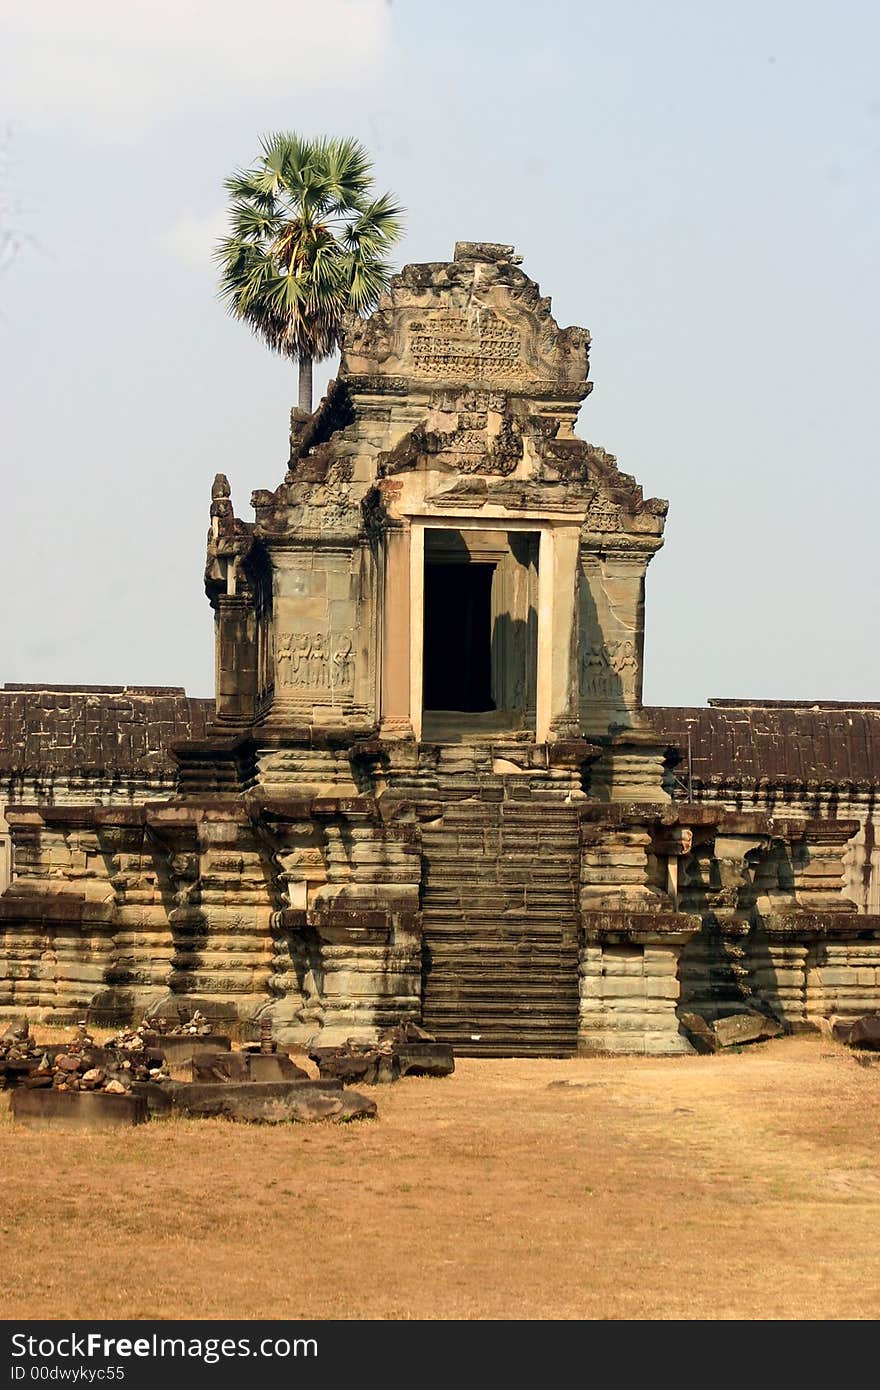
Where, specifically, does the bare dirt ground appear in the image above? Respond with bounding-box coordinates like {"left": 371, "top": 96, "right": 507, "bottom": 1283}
{"left": 2, "top": 1033, "right": 879, "bottom": 1320}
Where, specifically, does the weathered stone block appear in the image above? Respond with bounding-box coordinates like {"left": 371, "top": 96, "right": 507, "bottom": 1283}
{"left": 12, "top": 1088, "right": 148, "bottom": 1130}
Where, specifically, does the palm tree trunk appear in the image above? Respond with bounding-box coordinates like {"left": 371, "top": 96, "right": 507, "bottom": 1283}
{"left": 298, "top": 356, "right": 313, "bottom": 413}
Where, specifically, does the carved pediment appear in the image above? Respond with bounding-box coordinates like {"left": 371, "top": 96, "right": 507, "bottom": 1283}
{"left": 341, "top": 242, "right": 591, "bottom": 399}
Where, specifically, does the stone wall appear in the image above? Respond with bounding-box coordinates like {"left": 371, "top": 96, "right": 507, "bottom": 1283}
{"left": 651, "top": 701, "right": 880, "bottom": 913}
{"left": 0, "top": 685, "right": 212, "bottom": 893}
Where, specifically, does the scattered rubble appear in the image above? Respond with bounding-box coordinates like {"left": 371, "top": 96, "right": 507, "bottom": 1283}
{"left": 310, "top": 1021, "right": 454, "bottom": 1085}
{"left": 148, "top": 1008, "right": 215, "bottom": 1037}
{"left": 2, "top": 1018, "right": 168, "bottom": 1094}
{"left": 0, "top": 1020, "right": 39, "bottom": 1087}
{"left": 3, "top": 1017, "right": 384, "bottom": 1126}
{"left": 4, "top": 1013, "right": 455, "bottom": 1127}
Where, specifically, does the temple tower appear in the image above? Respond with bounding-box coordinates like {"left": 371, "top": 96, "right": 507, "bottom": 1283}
{"left": 203, "top": 241, "right": 670, "bottom": 800}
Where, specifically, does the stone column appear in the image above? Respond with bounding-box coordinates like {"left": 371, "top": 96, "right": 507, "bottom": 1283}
{"left": 579, "top": 808, "right": 669, "bottom": 912}
{"left": 147, "top": 804, "right": 276, "bottom": 1024}
{"left": 746, "top": 920, "right": 811, "bottom": 1029}
{"left": 578, "top": 913, "right": 700, "bottom": 1055}
{"left": 577, "top": 549, "right": 648, "bottom": 735}
{"left": 802, "top": 917, "right": 880, "bottom": 1022}
{"left": 94, "top": 810, "right": 173, "bottom": 1023}
{"left": 408, "top": 523, "right": 425, "bottom": 741}
{"left": 548, "top": 523, "right": 581, "bottom": 739}
{"left": 379, "top": 523, "right": 413, "bottom": 738}
{"left": 788, "top": 820, "right": 860, "bottom": 912}
{"left": 215, "top": 594, "right": 258, "bottom": 723}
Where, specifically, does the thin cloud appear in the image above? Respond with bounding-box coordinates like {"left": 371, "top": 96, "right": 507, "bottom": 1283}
{"left": 2, "top": 0, "right": 393, "bottom": 133}
{"left": 159, "top": 207, "right": 230, "bottom": 270}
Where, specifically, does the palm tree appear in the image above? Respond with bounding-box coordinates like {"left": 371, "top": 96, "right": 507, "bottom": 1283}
{"left": 215, "top": 133, "right": 403, "bottom": 412}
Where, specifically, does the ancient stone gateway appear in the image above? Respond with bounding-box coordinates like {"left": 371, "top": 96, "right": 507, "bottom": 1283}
{"left": 2, "top": 241, "right": 879, "bottom": 1054}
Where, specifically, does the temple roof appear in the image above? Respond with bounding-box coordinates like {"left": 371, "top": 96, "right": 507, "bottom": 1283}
{"left": 650, "top": 701, "right": 880, "bottom": 791}
{"left": 1, "top": 684, "right": 879, "bottom": 790}
{"left": 0, "top": 685, "right": 213, "bottom": 777}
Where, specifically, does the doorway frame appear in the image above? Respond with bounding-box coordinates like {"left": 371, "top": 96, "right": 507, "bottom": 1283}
{"left": 408, "top": 519, "right": 554, "bottom": 742}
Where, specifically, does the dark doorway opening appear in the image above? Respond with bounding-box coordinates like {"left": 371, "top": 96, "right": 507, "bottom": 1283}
{"left": 423, "top": 562, "right": 495, "bottom": 712}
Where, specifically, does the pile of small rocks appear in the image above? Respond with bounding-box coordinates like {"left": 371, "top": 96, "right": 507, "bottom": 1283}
{"left": 0, "top": 1020, "right": 38, "bottom": 1065}
{"left": 149, "top": 1009, "right": 214, "bottom": 1037}
{"left": 14, "top": 1020, "right": 169, "bottom": 1094}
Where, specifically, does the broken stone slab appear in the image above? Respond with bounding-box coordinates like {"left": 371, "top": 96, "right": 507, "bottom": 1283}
{"left": 246, "top": 1052, "right": 311, "bottom": 1083}
{"left": 679, "top": 1010, "right": 783, "bottom": 1053}
{"left": 132, "top": 1077, "right": 344, "bottom": 1115}
{"left": 835, "top": 1015, "right": 880, "bottom": 1051}
{"left": 678, "top": 1012, "right": 718, "bottom": 1054}
{"left": 277, "top": 1044, "right": 320, "bottom": 1080}
{"left": 134, "top": 1078, "right": 374, "bottom": 1123}
{"left": 394, "top": 1042, "right": 455, "bottom": 1077}
{"left": 188, "top": 1051, "right": 310, "bottom": 1084}
{"left": 310, "top": 1048, "right": 399, "bottom": 1086}
{"left": 713, "top": 1013, "right": 784, "bottom": 1047}
{"left": 11, "top": 1088, "right": 149, "bottom": 1130}
{"left": 188, "top": 1051, "right": 247, "bottom": 1083}
{"left": 379, "top": 1020, "right": 436, "bottom": 1044}
{"left": 141, "top": 1033, "right": 231, "bottom": 1064}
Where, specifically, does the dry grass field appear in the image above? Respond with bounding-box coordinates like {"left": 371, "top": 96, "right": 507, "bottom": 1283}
{"left": 2, "top": 1032, "right": 879, "bottom": 1320}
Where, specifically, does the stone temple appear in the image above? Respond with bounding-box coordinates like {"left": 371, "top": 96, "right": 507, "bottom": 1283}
{"left": 2, "top": 241, "right": 879, "bottom": 1054}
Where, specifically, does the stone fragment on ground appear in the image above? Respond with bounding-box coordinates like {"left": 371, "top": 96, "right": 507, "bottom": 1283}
{"left": 148, "top": 1078, "right": 375, "bottom": 1124}
{"left": 833, "top": 1014, "right": 880, "bottom": 1051}
{"left": 310, "top": 1022, "right": 454, "bottom": 1084}
{"left": 276, "top": 1043, "right": 320, "bottom": 1080}
{"left": 188, "top": 1051, "right": 310, "bottom": 1084}
{"left": 394, "top": 1041, "right": 454, "bottom": 1077}
{"left": 310, "top": 1047, "right": 398, "bottom": 1086}
{"left": 679, "top": 1010, "right": 783, "bottom": 1053}
{"left": 678, "top": 1012, "right": 718, "bottom": 1053}
{"left": 11, "top": 1087, "right": 149, "bottom": 1130}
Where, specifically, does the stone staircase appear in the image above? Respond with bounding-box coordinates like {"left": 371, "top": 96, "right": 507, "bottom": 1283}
{"left": 421, "top": 795, "right": 581, "bottom": 1056}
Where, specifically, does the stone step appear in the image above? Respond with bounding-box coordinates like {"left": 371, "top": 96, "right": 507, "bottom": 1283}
{"left": 421, "top": 796, "right": 580, "bottom": 1057}
{"left": 422, "top": 995, "right": 581, "bottom": 1017}
{"left": 423, "top": 926, "right": 577, "bottom": 942}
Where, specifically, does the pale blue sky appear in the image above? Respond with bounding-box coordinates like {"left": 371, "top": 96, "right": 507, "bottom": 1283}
{"left": 2, "top": 0, "right": 878, "bottom": 704}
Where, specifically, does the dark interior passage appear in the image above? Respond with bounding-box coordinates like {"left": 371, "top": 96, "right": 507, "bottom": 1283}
{"left": 423, "top": 562, "right": 495, "bottom": 711}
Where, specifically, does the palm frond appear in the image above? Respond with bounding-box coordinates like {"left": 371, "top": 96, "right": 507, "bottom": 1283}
{"left": 216, "top": 131, "right": 404, "bottom": 367}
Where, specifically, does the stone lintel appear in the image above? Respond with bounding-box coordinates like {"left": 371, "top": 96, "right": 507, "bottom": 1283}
{"left": 0, "top": 891, "right": 113, "bottom": 924}
{"left": 278, "top": 906, "right": 416, "bottom": 942}
{"left": 758, "top": 911, "right": 880, "bottom": 940}
{"left": 773, "top": 817, "right": 861, "bottom": 843}
{"left": 14, "top": 804, "right": 100, "bottom": 828}
{"left": 252, "top": 726, "right": 380, "bottom": 749}
{"left": 580, "top": 910, "right": 701, "bottom": 944}
{"left": 579, "top": 802, "right": 675, "bottom": 829}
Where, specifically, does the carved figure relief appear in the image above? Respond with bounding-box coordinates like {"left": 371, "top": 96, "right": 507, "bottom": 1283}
{"left": 582, "top": 496, "right": 623, "bottom": 532}
{"left": 277, "top": 632, "right": 355, "bottom": 692}
{"left": 582, "top": 640, "right": 639, "bottom": 699}
{"left": 409, "top": 310, "right": 521, "bottom": 380}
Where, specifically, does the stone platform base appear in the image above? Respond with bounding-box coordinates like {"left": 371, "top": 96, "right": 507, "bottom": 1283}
{"left": 11, "top": 1089, "right": 148, "bottom": 1130}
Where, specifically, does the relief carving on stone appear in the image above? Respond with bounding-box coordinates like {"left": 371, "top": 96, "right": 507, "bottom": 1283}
{"left": 277, "top": 631, "right": 355, "bottom": 692}
{"left": 581, "top": 640, "right": 639, "bottom": 699}
{"left": 409, "top": 310, "right": 522, "bottom": 381}
{"left": 581, "top": 494, "right": 623, "bottom": 533}
{"left": 419, "top": 387, "right": 523, "bottom": 474}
